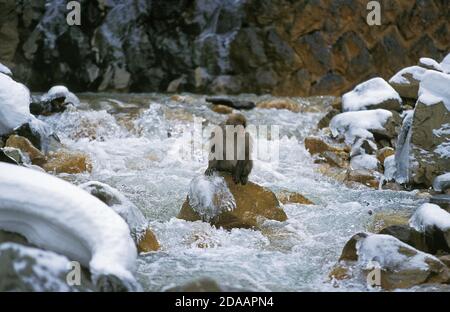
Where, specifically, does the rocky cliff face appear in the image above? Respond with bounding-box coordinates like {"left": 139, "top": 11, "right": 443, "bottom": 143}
{"left": 0, "top": 0, "right": 448, "bottom": 95}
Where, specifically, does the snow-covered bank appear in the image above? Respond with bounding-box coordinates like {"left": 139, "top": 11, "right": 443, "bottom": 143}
{"left": 0, "top": 163, "right": 139, "bottom": 291}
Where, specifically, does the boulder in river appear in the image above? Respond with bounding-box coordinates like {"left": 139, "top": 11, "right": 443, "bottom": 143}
{"left": 331, "top": 233, "right": 450, "bottom": 290}
{"left": 433, "top": 173, "right": 450, "bottom": 194}
{"left": 205, "top": 97, "right": 256, "bottom": 110}
{"left": 342, "top": 78, "right": 402, "bottom": 112}
{"left": 178, "top": 173, "right": 287, "bottom": 229}
{"left": 276, "top": 191, "right": 314, "bottom": 205}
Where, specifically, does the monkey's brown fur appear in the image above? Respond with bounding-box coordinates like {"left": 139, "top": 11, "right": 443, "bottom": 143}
{"left": 205, "top": 113, "right": 253, "bottom": 185}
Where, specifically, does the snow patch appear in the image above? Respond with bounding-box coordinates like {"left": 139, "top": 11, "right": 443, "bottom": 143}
{"left": 389, "top": 66, "right": 427, "bottom": 85}
{"left": 440, "top": 53, "right": 450, "bottom": 74}
{"left": 342, "top": 77, "right": 401, "bottom": 112}
{"left": 409, "top": 203, "right": 450, "bottom": 232}
{"left": 418, "top": 71, "right": 450, "bottom": 110}
{"left": 0, "top": 74, "right": 32, "bottom": 135}
{"left": 0, "top": 163, "right": 139, "bottom": 290}
{"left": 419, "top": 58, "right": 443, "bottom": 72}
{"left": 188, "top": 174, "right": 236, "bottom": 222}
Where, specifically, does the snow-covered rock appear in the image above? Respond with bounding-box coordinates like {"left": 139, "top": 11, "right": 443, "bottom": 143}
{"left": 440, "top": 53, "right": 450, "bottom": 74}
{"left": 419, "top": 58, "right": 443, "bottom": 72}
{"left": 0, "top": 163, "right": 140, "bottom": 291}
{"left": 331, "top": 232, "right": 450, "bottom": 289}
{"left": 389, "top": 66, "right": 428, "bottom": 99}
{"left": 330, "top": 109, "right": 396, "bottom": 145}
{"left": 410, "top": 203, "right": 450, "bottom": 252}
{"left": 394, "top": 71, "right": 450, "bottom": 186}
{"left": 418, "top": 70, "right": 450, "bottom": 110}
{"left": 342, "top": 78, "right": 402, "bottom": 112}
{"left": 178, "top": 173, "right": 287, "bottom": 229}
{"left": 41, "top": 85, "right": 80, "bottom": 106}
{"left": 433, "top": 173, "right": 450, "bottom": 193}
{"left": 0, "top": 74, "right": 32, "bottom": 136}
{"left": 0, "top": 63, "right": 12, "bottom": 76}
{"left": 0, "top": 242, "right": 93, "bottom": 292}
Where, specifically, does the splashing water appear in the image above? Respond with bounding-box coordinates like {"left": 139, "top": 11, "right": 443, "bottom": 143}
{"left": 41, "top": 93, "right": 431, "bottom": 291}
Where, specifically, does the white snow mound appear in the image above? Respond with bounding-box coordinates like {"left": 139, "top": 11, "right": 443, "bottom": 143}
{"left": 433, "top": 173, "right": 450, "bottom": 192}
{"left": 419, "top": 58, "right": 443, "bottom": 72}
{"left": 0, "top": 74, "right": 32, "bottom": 135}
{"left": 409, "top": 203, "right": 450, "bottom": 233}
{"left": 330, "top": 109, "right": 393, "bottom": 145}
{"left": 389, "top": 66, "right": 427, "bottom": 85}
{"left": 342, "top": 77, "right": 401, "bottom": 112}
{"left": 0, "top": 163, "right": 139, "bottom": 290}
{"left": 440, "top": 53, "right": 450, "bottom": 74}
{"left": 41, "top": 85, "right": 80, "bottom": 106}
{"left": 418, "top": 70, "right": 450, "bottom": 110}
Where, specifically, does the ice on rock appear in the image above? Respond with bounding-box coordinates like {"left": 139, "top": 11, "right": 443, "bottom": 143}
{"left": 383, "top": 155, "right": 396, "bottom": 181}
{"left": 433, "top": 173, "right": 450, "bottom": 193}
{"left": 342, "top": 77, "right": 402, "bottom": 112}
{"left": 394, "top": 111, "right": 414, "bottom": 184}
{"left": 0, "top": 63, "right": 12, "bottom": 76}
{"left": 0, "top": 74, "right": 32, "bottom": 135}
{"left": 0, "top": 163, "right": 139, "bottom": 291}
{"left": 350, "top": 154, "right": 379, "bottom": 171}
{"left": 440, "top": 53, "right": 450, "bottom": 74}
{"left": 41, "top": 85, "right": 80, "bottom": 106}
{"left": 330, "top": 109, "right": 393, "bottom": 145}
{"left": 409, "top": 203, "right": 450, "bottom": 233}
{"left": 188, "top": 174, "right": 236, "bottom": 222}
{"left": 418, "top": 71, "right": 450, "bottom": 110}
{"left": 79, "top": 181, "right": 149, "bottom": 241}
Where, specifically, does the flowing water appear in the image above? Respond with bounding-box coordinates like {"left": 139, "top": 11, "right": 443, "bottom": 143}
{"left": 41, "top": 93, "right": 430, "bottom": 292}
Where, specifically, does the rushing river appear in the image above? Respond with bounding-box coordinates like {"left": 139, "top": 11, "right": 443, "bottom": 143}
{"left": 40, "top": 93, "right": 432, "bottom": 291}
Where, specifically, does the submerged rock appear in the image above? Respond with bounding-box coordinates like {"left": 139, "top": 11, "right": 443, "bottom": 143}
{"left": 178, "top": 173, "right": 287, "bottom": 229}
{"left": 43, "top": 149, "right": 92, "bottom": 174}
{"left": 257, "top": 99, "right": 300, "bottom": 113}
{"left": 331, "top": 233, "right": 450, "bottom": 290}
{"left": 342, "top": 78, "right": 402, "bottom": 112}
{"left": 211, "top": 104, "right": 233, "bottom": 115}
{"left": 276, "top": 191, "right": 314, "bottom": 205}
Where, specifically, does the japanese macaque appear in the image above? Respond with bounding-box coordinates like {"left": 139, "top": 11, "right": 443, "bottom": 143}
{"left": 205, "top": 113, "right": 253, "bottom": 185}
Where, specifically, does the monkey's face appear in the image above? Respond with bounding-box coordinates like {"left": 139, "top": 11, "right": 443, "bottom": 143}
{"left": 225, "top": 113, "right": 247, "bottom": 128}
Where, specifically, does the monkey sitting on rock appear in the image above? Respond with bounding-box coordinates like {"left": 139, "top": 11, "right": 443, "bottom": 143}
{"left": 205, "top": 113, "right": 253, "bottom": 185}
